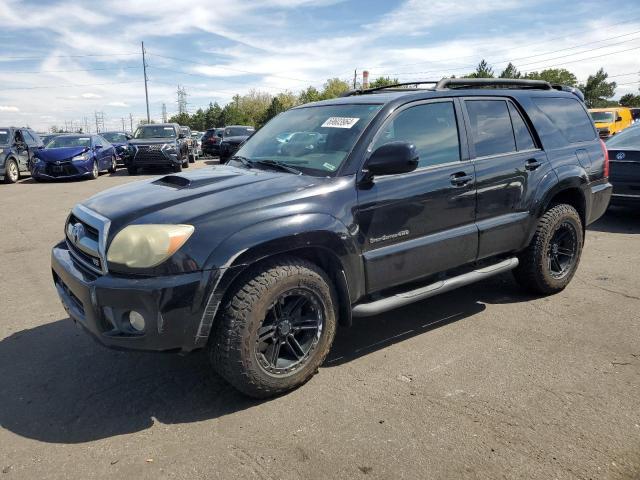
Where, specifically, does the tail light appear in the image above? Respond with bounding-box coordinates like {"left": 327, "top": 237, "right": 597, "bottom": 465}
{"left": 599, "top": 139, "right": 609, "bottom": 178}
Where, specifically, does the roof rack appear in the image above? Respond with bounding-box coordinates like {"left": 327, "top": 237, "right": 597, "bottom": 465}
{"left": 341, "top": 81, "right": 439, "bottom": 97}
{"left": 435, "top": 78, "right": 552, "bottom": 90}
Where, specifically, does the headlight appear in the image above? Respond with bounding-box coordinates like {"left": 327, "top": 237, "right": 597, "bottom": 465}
{"left": 162, "top": 144, "right": 177, "bottom": 154}
{"left": 107, "top": 224, "right": 194, "bottom": 268}
{"left": 72, "top": 153, "right": 90, "bottom": 162}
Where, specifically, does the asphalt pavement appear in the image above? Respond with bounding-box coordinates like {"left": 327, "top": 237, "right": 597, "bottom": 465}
{"left": 0, "top": 161, "right": 638, "bottom": 479}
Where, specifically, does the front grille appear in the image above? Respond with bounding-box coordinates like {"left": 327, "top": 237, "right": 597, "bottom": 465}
{"left": 133, "top": 145, "right": 170, "bottom": 165}
{"left": 46, "top": 161, "right": 79, "bottom": 177}
{"left": 65, "top": 206, "right": 110, "bottom": 275}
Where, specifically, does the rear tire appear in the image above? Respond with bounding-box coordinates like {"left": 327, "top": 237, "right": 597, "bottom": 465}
{"left": 189, "top": 153, "right": 195, "bottom": 163}
{"left": 513, "top": 204, "right": 583, "bottom": 295}
{"left": 209, "top": 257, "right": 337, "bottom": 398}
{"left": 4, "top": 158, "right": 19, "bottom": 184}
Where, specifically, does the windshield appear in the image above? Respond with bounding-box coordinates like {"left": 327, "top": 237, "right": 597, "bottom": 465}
{"left": 0, "top": 129, "right": 10, "bottom": 145}
{"left": 134, "top": 125, "right": 176, "bottom": 139}
{"left": 590, "top": 111, "right": 614, "bottom": 123}
{"left": 47, "top": 136, "right": 92, "bottom": 148}
{"left": 234, "top": 104, "right": 383, "bottom": 176}
{"left": 102, "top": 132, "right": 128, "bottom": 143}
{"left": 192, "top": 133, "right": 202, "bottom": 139}
{"left": 225, "top": 127, "right": 254, "bottom": 137}
{"left": 606, "top": 126, "right": 640, "bottom": 149}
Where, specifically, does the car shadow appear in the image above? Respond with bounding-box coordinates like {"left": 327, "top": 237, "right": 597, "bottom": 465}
{"left": 0, "top": 273, "right": 533, "bottom": 444}
{"left": 588, "top": 206, "right": 640, "bottom": 234}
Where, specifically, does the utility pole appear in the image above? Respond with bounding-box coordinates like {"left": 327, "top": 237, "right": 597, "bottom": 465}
{"left": 142, "top": 41, "right": 150, "bottom": 123}
{"left": 162, "top": 103, "right": 167, "bottom": 123}
{"left": 129, "top": 113, "right": 133, "bottom": 132}
{"left": 84, "top": 116, "right": 89, "bottom": 134}
{"left": 121, "top": 117, "right": 126, "bottom": 131}
{"left": 353, "top": 69, "right": 357, "bottom": 89}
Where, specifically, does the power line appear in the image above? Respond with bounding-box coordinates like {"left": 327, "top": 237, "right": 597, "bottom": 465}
{"left": 370, "top": 44, "right": 640, "bottom": 78}
{"left": 0, "top": 52, "right": 139, "bottom": 61}
{"left": 0, "top": 80, "right": 143, "bottom": 91}
{"left": 363, "top": 15, "right": 640, "bottom": 71}
{"left": 8, "top": 66, "right": 140, "bottom": 74}
{"left": 147, "top": 52, "right": 315, "bottom": 84}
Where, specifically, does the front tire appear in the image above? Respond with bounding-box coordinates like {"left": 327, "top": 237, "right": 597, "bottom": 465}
{"left": 209, "top": 257, "right": 337, "bottom": 398}
{"left": 513, "top": 204, "right": 583, "bottom": 294}
{"left": 4, "top": 158, "right": 19, "bottom": 184}
{"left": 172, "top": 162, "right": 183, "bottom": 173}
{"left": 108, "top": 156, "right": 117, "bottom": 173}
{"left": 89, "top": 160, "right": 99, "bottom": 180}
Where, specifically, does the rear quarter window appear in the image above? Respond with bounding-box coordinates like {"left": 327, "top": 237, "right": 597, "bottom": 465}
{"left": 532, "top": 97, "right": 596, "bottom": 144}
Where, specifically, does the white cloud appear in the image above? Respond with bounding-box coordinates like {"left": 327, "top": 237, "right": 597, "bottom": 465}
{"left": 107, "top": 101, "right": 129, "bottom": 107}
{"left": 81, "top": 93, "right": 102, "bottom": 99}
{"left": 0, "top": 106, "right": 19, "bottom": 112}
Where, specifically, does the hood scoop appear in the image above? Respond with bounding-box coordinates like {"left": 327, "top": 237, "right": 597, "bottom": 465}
{"left": 153, "top": 172, "right": 241, "bottom": 189}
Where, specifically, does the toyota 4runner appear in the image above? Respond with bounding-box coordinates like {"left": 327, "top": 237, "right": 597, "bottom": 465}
{"left": 51, "top": 78, "right": 612, "bottom": 397}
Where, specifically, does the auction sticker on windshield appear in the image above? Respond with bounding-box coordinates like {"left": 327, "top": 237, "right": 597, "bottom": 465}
{"left": 321, "top": 117, "right": 360, "bottom": 129}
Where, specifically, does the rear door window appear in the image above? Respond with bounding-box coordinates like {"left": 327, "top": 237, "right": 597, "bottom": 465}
{"left": 532, "top": 97, "right": 596, "bottom": 143}
{"left": 465, "top": 100, "right": 516, "bottom": 157}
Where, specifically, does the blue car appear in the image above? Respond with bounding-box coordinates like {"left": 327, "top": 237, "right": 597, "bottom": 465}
{"left": 33, "top": 134, "right": 117, "bottom": 181}
{"left": 101, "top": 131, "right": 132, "bottom": 166}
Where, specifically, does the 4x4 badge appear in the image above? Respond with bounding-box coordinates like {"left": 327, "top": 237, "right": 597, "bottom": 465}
{"left": 616, "top": 152, "right": 625, "bottom": 160}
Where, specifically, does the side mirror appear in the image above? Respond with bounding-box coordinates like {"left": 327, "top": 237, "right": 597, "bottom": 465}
{"left": 616, "top": 115, "right": 623, "bottom": 122}
{"left": 366, "top": 142, "right": 419, "bottom": 177}
{"left": 178, "top": 132, "right": 186, "bottom": 139}
{"left": 94, "top": 145, "right": 103, "bottom": 150}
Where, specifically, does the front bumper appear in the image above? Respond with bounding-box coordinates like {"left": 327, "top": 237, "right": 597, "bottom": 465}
{"left": 51, "top": 240, "right": 220, "bottom": 352}
{"left": 32, "top": 160, "right": 93, "bottom": 180}
{"left": 130, "top": 146, "right": 181, "bottom": 168}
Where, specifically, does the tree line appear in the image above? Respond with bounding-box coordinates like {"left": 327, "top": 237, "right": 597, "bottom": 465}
{"left": 167, "top": 61, "right": 639, "bottom": 131}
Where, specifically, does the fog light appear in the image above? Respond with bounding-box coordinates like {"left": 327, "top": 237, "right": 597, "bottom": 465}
{"left": 128, "top": 310, "right": 145, "bottom": 332}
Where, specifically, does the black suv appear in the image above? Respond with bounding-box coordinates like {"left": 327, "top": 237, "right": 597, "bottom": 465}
{"left": 201, "top": 128, "right": 224, "bottom": 156}
{"left": 126, "top": 123, "right": 189, "bottom": 174}
{"left": 219, "top": 125, "right": 255, "bottom": 163}
{"left": 51, "top": 79, "right": 611, "bottom": 397}
{"left": 0, "top": 127, "right": 43, "bottom": 183}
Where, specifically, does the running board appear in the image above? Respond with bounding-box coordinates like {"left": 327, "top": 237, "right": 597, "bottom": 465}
{"left": 352, "top": 257, "right": 519, "bottom": 317}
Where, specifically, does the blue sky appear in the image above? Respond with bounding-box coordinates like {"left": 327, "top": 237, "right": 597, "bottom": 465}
{"left": 0, "top": 0, "right": 639, "bottom": 131}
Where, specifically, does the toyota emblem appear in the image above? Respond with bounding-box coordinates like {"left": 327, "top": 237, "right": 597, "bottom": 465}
{"left": 616, "top": 151, "right": 626, "bottom": 160}
{"left": 71, "top": 223, "right": 85, "bottom": 244}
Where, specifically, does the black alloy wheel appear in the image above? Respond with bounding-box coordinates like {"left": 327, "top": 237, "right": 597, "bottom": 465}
{"left": 547, "top": 221, "right": 578, "bottom": 279}
{"left": 254, "top": 288, "right": 324, "bottom": 375}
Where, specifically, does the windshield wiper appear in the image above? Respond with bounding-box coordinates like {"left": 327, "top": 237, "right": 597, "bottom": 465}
{"left": 230, "top": 155, "right": 254, "bottom": 168}
{"left": 252, "top": 159, "right": 302, "bottom": 175}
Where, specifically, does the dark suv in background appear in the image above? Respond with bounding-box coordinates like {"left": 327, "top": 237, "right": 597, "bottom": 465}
{"left": 101, "top": 131, "right": 132, "bottom": 166}
{"left": 201, "top": 128, "right": 224, "bottom": 156}
{"left": 0, "top": 126, "right": 43, "bottom": 183}
{"left": 52, "top": 79, "right": 611, "bottom": 398}
{"left": 219, "top": 125, "right": 255, "bottom": 163}
{"left": 126, "top": 123, "right": 189, "bottom": 174}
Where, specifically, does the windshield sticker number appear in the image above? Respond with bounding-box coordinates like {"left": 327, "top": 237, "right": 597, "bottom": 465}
{"left": 0, "top": 131, "right": 7, "bottom": 134}
{"left": 79, "top": 138, "right": 90, "bottom": 141}
{"left": 321, "top": 117, "right": 359, "bottom": 129}
{"left": 164, "top": 127, "right": 174, "bottom": 130}
{"left": 323, "top": 162, "right": 337, "bottom": 171}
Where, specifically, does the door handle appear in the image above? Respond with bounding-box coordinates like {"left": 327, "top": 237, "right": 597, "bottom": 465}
{"left": 525, "top": 158, "right": 541, "bottom": 171}
{"left": 450, "top": 172, "right": 473, "bottom": 186}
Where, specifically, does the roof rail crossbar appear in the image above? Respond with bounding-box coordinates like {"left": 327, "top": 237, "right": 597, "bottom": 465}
{"left": 341, "top": 81, "right": 439, "bottom": 97}
{"left": 435, "top": 78, "right": 552, "bottom": 90}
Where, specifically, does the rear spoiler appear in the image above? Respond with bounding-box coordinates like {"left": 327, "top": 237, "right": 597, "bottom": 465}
{"left": 551, "top": 85, "right": 585, "bottom": 102}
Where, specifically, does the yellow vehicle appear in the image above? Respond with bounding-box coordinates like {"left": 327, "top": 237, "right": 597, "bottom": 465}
{"left": 589, "top": 107, "right": 633, "bottom": 138}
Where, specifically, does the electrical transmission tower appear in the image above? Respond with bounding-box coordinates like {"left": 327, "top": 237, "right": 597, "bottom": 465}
{"left": 94, "top": 111, "right": 105, "bottom": 133}
{"left": 177, "top": 85, "right": 188, "bottom": 115}
{"left": 162, "top": 103, "right": 167, "bottom": 123}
